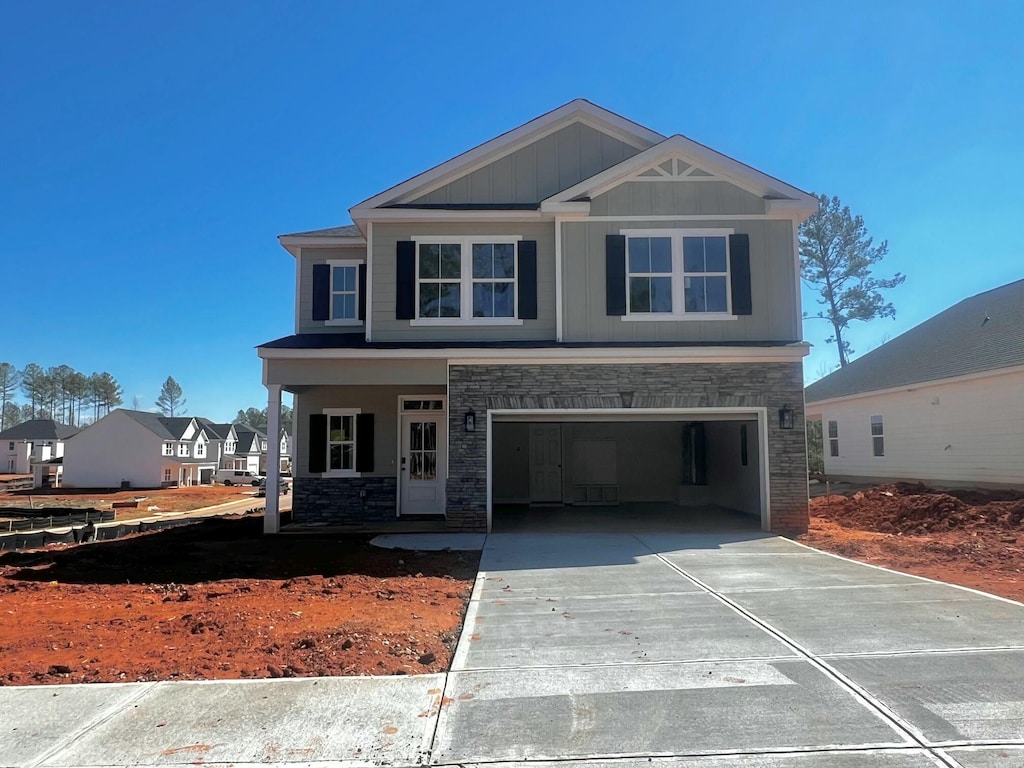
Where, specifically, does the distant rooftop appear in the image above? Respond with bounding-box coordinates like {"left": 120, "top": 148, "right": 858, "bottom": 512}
{"left": 806, "top": 278, "right": 1024, "bottom": 403}
{"left": 280, "top": 224, "right": 362, "bottom": 238}
{"left": 0, "top": 419, "right": 78, "bottom": 441}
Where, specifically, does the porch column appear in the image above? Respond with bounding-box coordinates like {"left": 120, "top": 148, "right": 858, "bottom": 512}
{"left": 264, "top": 384, "right": 282, "bottom": 534}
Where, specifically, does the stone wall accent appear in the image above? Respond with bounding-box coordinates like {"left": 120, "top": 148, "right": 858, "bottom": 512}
{"left": 291, "top": 476, "right": 397, "bottom": 526}
{"left": 446, "top": 362, "right": 808, "bottom": 534}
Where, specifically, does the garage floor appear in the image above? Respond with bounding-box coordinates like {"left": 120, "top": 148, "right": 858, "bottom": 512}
{"left": 433, "top": 531, "right": 1024, "bottom": 766}
{"left": 492, "top": 502, "right": 761, "bottom": 532}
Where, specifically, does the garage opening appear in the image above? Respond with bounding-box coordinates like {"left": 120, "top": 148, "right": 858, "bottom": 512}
{"left": 489, "top": 411, "right": 766, "bottom": 533}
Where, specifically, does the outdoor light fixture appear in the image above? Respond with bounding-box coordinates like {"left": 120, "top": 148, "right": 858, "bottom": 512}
{"left": 620, "top": 391, "right": 634, "bottom": 408}
{"left": 464, "top": 410, "right": 476, "bottom": 432}
{"left": 778, "top": 404, "right": 795, "bottom": 430}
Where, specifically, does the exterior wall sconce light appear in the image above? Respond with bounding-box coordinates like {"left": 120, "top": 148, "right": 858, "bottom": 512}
{"left": 778, "top": 404, "right": 795, "bottom": 430}
{"left": 464, "top": 410, "right": 476, "bottom": 432}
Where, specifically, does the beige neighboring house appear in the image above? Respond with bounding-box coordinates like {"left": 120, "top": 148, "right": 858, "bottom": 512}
{"left": 0, "top": 419, "right": 78, "bottom": 488}
{"left": 63, "top": 409, "right": 218, "bottom": 488}
{"left": 256, "top": 99, "right": 819, "bottom": 535}
{"left": 805, "top": 279, "right": 1024, "bottom": 488}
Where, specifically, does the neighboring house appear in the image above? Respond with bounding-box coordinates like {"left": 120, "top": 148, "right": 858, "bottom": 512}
{"left": 805, "top": 279, "right": 1024, "bottom": 488}
{"left": 231, "top": 425, "right": 268, "bottom": 475}
{"left": 257, "top": 99, "right": 817, "bottom": 534}
{"left": 0, "top": 419, "right": 78, "bottom": 488}
{"left": 63, "top": 410, "right": 218, "bottom": 488}
{"left": 195, "top": 420, "right": 239, "bottom": 470}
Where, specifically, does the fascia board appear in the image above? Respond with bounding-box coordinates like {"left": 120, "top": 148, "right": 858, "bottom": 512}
{"left": 350, "top": 207, "right": 547, "bottom": 223}
{"left": 348, "top": 100, "right": 665, "bottom": 213}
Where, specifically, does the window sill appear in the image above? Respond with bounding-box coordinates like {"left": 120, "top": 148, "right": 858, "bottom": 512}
{"left": 325, "top": 319, "right": 364, "bottom": 327}
{"left": 621, "top": 313, "right": 737, "bottom": 322}
{"left": 409, "top": 318, "right": 524, "bottom": 327}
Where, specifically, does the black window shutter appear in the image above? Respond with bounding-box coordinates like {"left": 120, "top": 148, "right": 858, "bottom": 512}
{"left": 308, "top": 414, "right": 327, "bottom": 473}
{"left": 312, "top": 264, "right": 331, "bottom": 322}
{"left": 606, "top": 234, "right": 627, "bottom": 316}
{"left": 518, "top": 240, "right": 538, "bottom": 319}
{"left": 729, "top": 234, "right": 752, "bottom": 316}
{"left": 358, "top": 263, "right": 367, "bottom": 321}
{"left": 396, "top": 241, "right": 416, "bottom": 320}
{"left": 356, "top": 413, "right": 375, "bottom": 472}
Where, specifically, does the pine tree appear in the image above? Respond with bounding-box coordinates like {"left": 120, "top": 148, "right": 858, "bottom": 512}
{"left": 155, "top": 376, "right": 186, "bottom": 416}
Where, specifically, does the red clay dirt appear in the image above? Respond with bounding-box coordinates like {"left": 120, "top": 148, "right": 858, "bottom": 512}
{"left": 0, "top": 515, "right": 478, "bottom": 686}
{"left": 800, "top": 482, "right": 1024, "bottom": 603}
{"left": 0, "top": 485, "right": 255, "bottom": 516}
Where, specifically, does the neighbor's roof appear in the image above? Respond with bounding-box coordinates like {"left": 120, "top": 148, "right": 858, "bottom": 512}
{"left": 120, "top": 410, "right": 176, "bottom": 440}
{"left": 279, "top": 224, "right": 362, "bottom": 238}
{"left": 0, "top": 419, "right": 78, "bottom": 441}
{"left": 805, "top": 278, "right": 1024, "bottom": 403}
{"left": 195, "top": 419, "right": 234, "bottom": 440}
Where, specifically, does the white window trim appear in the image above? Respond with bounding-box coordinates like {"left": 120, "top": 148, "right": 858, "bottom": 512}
{"left": 827, "top": 420, "right": 839, "bottom": 457}
{"left": 323, "top": 407, "right": 362, "bottom": 478}
{"left": 870, "top": 415, "right": 885, "bottom": 457}
{"left": 325, "top": 259, "right": 364, "bottom": 327}
{"left": 177, "top": 443, "right": 189, "bottom": 457}
{"left": 409, "top": 235, "right": 524, "bottom": 326}
{"left": 163, "top": 442, "right": 174, "bottom": 456}
{"left": 619, "top": 228, "right": 736, "bottom": 321}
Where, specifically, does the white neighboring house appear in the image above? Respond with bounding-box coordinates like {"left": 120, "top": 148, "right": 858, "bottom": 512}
{"left": 62, "top": 409, "right": 219, "bottom": 488}
{"left": 805, "top": 279, "right": 1024, "bottom": 488}
{"left": 230, "top": 425, "right": 268, "bottom": 475}
{"left": 0, "top": 419, "right": 79, "bottom": 488}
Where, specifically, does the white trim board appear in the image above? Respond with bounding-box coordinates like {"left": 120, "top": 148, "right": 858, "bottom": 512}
{"left": 485, "top": 407, "right": 771, "bottom": 533}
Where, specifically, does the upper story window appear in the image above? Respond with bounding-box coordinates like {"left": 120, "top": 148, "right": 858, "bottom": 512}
{"left": 225, "top": 440, "right": 235, "bottom": 454}
{"left": 329, "top": 260, "right": 360, "bottom": 324}
{"left": 827, "top": 420, "right": 839, "bottom": 457}
{"left": 163, "top": 442, "right": 174, "bottom": 456}
{"left": 195, "top": 442, "right": 206, "bottom": 458}
{"left": 413, "top": 236, "right": 522, "bottom": 325}
{"left": 177, "top": 443, "right": 189, "bottom": 457}
{"left": 620, "top": 229, "right": 734, "bottom": 320}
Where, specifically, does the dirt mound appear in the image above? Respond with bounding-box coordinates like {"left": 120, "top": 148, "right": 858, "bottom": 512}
{"left": 810, "top": 482, "right": 1024, "bottom": 535}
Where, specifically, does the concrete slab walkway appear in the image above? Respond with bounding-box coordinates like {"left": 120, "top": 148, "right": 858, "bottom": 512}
{"left": 2, "top": 531, "right": 1023, "bottom": 767}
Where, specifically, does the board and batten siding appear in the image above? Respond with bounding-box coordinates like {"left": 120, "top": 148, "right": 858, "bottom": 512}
{"left": 817, "top": 369, "right": 1024, "bottom": 486}
{"left": 297, "top": 246, "right": 367, "bottom": 335}
{"left": 294, "top": 384, "right": 446, "bottom": 480}
{"left": 409, "top": 122, "right": 642, "bottom": 206}
{"left": 561, "top": 218, "right": 798, "bottom": 343}
{"left": 370, "top": 221, "right": 557, "bottom": 342}
{"left": 589, "top": 180, "right": 768, "bottom": 217}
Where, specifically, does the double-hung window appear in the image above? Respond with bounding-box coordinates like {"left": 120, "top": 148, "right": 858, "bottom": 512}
{"left": 414, "top": 236, "right": 521, "bottom": 324}
{"left": 177, "top": 443, "right": 189, "bottom": 457}
{"left": 622, "top": 229, "right": 732, "bottom": 318}
{"left": 163, "top": 442, "right": 174, "bottom": 456}
{"left": 827, "top": 420, "right": 839, "bottom": 457}
{"left": 328, "top": 260, "right": 360, "bottom": 324}
{"left": 325, "top": 409, "right": 359, "bottom": 475}
{"left": 195, "top": 442, "right": 206, "bottom": 458}
{"left": 871, "top": 416, "right": 885, "bottom": 457}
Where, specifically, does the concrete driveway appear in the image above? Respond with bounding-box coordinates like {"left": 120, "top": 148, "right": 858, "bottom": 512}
{"left": 2, "top": 531, "right": 1023, "bottom": 767}
{"left": 434, "top": 531, "right": 1024, "bottom": 767}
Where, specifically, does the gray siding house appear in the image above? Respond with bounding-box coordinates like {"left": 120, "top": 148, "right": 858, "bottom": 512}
{"left": 257, "top": 100, "right": 816, "bottom": 534}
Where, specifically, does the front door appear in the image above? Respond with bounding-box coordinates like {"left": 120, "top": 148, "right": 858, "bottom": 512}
{"left": 529, "top": 424, "right": 562, "bottom": 503}
{"left": 400, "top": 413, "right": 446, "bottom": 515}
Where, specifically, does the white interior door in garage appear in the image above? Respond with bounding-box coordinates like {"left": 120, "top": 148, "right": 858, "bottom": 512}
{"left": 528, "top": 424, "right": 562, "bottom": 503}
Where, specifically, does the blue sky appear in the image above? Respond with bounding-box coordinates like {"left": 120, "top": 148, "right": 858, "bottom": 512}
{"left": 2, "top": 1, "right": 1021, "bottom": 420}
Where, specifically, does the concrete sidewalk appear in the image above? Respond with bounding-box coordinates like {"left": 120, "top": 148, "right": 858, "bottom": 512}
{"left": 2, "top": 532, "right": 1023, "bottom": 767}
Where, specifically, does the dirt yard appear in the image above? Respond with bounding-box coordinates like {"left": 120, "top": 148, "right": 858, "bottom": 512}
{"left": 0, "top": 485, "right": 255, "bottom": 517}
{"left": 800, "top": 482, "right": 1024, "bottom": 602}
{"left": 0, "top": 516, "right": 478, "bottom": 686}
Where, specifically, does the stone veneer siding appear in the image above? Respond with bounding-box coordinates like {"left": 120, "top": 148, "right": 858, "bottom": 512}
{"left": 291, "top": 476, "right": 397, "bottom": 526}
{"left": 446, "top": 362, "right": 808, "bottom": 534}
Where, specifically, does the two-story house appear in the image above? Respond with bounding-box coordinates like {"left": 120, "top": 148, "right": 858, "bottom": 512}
{"left": 0, "top": 419, "right": 78, "bottom": 487}
{"left": 257, "top": 100, "right": 816, "bottom": 534}
{"left": 63, "top": 409, "right": 219, "bottom": 488}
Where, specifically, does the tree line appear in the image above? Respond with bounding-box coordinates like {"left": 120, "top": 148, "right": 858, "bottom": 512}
{"left": 0, "top": 362, "right": 123, "bottom": 431}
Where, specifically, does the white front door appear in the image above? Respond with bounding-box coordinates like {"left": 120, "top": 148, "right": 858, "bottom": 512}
{"left": 400, "top": 413, "right": 446, "bottom": 515}
{"left": 529, "top": 424, "right": 562, "bottom": 503}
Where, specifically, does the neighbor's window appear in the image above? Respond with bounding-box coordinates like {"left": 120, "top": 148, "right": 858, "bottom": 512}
{"left": 163, "top": 468, "right": 172, "bottom": 483}
{"left": 416, "top": 237, "right": 520, "bottom": 322}
{"left": 326, "top": 410, "right": 357, "bottom": 473}
{"left": 827, "top": 420, "right": 839, "bottom": 457}
{"left": 871, "top": 415, "right": 884, "bottom": 456}
{"left": 329, "top": 260, "right": 360, "bottom": 323}
{"left": 622, "top": 229, "right": 731, "bottom": 317}
{"left": 195, "top": 442, "right": 206, "bottom": 458}
{"left": 177, "top": 443, "right": 189, "bottom": 457}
